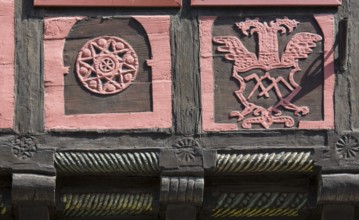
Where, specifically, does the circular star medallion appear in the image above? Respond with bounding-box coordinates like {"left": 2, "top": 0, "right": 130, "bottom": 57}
{"left": 76, "top": 36, "right": 139, "bottom": 95}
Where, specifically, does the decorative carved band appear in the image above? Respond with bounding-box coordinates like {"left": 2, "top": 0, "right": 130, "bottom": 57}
{"left": 216, "top": 152, "right": 314, "bottom": 173}
{"left": 55, "top": 151, "right": 160, "bottom": 175}
{"left": 160, "top": 177, "right": 204, "bottom": 206}
{"left": 211, "top": 192, "right": 308, "bottom": 218}
{"left": 61, "top": 192, "right": 153, "bottom": 217}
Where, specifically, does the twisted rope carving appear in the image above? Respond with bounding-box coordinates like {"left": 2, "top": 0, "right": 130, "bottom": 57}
{"left": 55, "top": 151, "right": 160, "bottom": 175}
{"left": 216, "top": 152, "right": 313, "bottom": 173}
{"left": 212, "top": 192, "right": 308, "bottom": 218}
{"left": 61, "top": 192, "right": 153, "bottom": 217}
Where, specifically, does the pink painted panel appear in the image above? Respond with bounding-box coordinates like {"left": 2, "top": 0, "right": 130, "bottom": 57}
{"left": 199, "top": 15, "right": 335, "bottom": 132}
{"left": 299, "top": 14, "right": 335, "bottom": 129}
{"left": 192, "top": 0, "right": 341, "bottom": 6}
{"left": 0, "top": 0, "right": 15, "bottom": 129}
{"left": 35, "top": 0, "right": 181, "bottom": 7}
{"left": 44, "top": 16, "right": 172, "bottom": 131}
{"left": 200, "top": 17, "right": 237, "bottom": 132}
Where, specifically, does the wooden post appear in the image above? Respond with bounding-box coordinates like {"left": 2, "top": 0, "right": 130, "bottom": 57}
{"left": 12, "top": 174, "right": 55, "bottom": 220}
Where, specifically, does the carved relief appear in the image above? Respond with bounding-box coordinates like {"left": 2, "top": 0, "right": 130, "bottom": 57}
{"left": 216, "top": 151, "right": 314, "bottom": 174}
{"left": 11, "top": 136, "right": 37, "bottom": 160}
{"left": 173, "top": 138, "right": 201, "bottom": 163}
{"left": 200, "top": 15, "right": 335, "bottom": 131}
{"left": 61, "top": 192, "right": 153, "bottom": 217}
{"left": 55, "top": 151, "right": 160, "bottom": 175}
{"left": 335, "top": 135, "right": 359, "bottom": 159}
{"left": 211, "top": 192, "right": 308, "bottom": 218}
{"left": 160, "top": 176, "right": 204, "bottom": 205}
{"left": 214, "top": 18, "right": 321, "bottom": 129}
{"left": 44, "top": 16, "right": 172, "bottom": 130}
{"left": 76, "top": 36, "right": 139, "bottom": 95}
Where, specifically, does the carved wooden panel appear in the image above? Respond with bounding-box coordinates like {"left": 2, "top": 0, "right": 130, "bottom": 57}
{"left": 63, "top": 18, "right": 152, "bottom": 115}
{"left": 35, "top": 0, "right": 182, "bottom": 7}
{"left": 0, "top": 0, "right": 15, "bottom": 129}
{"left": 44, "top": 16, "right": 172, "bottom": 131}
{"left": 192, "top": 0, "right": 341, "bottom": 6}
{"left": 200, "top": 15, "right": 334, "bottom": 131}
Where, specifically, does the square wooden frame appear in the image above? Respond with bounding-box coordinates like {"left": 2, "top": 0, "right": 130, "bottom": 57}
{"left": 35, "top": 0, "right": 181, "bottom": 7}
{"left": 0, "top": 0, "right": 15, "bottom": 129}
{"left": 199, "top": 14, "right": 335, "bottom": 132}
{"left": 43, "top": 16, "right": 172, "bottom": 131}
{"left": 191, "top": 0, "right": 341, "bottom": 6}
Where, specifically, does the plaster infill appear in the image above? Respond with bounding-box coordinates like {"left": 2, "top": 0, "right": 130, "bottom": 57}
{"left": 0, "top": 0, "right": 15, "bottom": 129}
{"left": 191, "top": 0, "right": 341, "bottom": 6}
{"left": 200, "top": 15, "right": 335, "bottom": 132}
{"left": 35, "top": 0, "right": 181, "bottom": 7}
{"left": 44, "top": 16, "right": 172, "bottom": 131}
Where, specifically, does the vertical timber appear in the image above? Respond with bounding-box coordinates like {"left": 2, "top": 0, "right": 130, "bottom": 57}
{"left": 349, "top": 0, "right": 359, "bottom": 130}
{"left": 14, "top": 0, "right": 44, "bottom": 133}
{"left": 172, "top": 0, "right": 200, "bottom": 136}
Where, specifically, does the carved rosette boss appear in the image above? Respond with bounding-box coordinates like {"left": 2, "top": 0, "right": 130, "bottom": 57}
{"left": 11, "top": 136, "right": 37, "bottom": 160}
{"left": 335, "top": 135, "right": 359, "bottom": 159}
{"left": 173, "top": 137, "right": 202, "bottom": 164}
{"left": 76, "top": 36, "right": 139, "bottom": 95}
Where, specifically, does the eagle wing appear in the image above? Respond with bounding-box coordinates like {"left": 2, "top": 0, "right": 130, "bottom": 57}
{"left": 213, "top": 36, "right": 257, "bottom": 71}
{"left": 282, "top": 32, "right": 322, "bottom": 65}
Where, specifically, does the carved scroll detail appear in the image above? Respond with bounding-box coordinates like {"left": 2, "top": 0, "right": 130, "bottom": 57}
{"left": 61, "top": 192, "right": 153, "bottom": 217}
{"left": 216, "top": 152, "right": 314, "bottom": 173}
{"left": 76, "top": 36, "right": 139, "bottom": 95}
{"left": 214, "top": 18, "right": 322, "bottom": 129}
{"left": 211, "top": 192, "right": 308, "bottom": 218}
{"left": 160, "top": 176, "right": 204, "bottom": 205}
{"left": 55, "top": 151, "right": 160, "bottom": 175}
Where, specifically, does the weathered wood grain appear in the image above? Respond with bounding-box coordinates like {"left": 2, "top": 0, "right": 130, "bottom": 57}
{"left": 335, "top": 0, "right": 351, "bottom": 131}
{"left": 172, "top": 1, "right": 201, "bottom": 135}
{"left": 14, "top": 0, "right": 44, "bottom": 133}
{"left": 319, "top": 174, "right": 359, "bottom": 203}
{"left": 347, "top": 0, "right": 359, "bottom": 130}
{"left": 63, "top": 18, "right": 152, "bottom": 115}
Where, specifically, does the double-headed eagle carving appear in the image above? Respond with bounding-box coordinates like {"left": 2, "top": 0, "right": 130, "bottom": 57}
{"left": 214, "top": 18, "right": 322, "bottom": 129}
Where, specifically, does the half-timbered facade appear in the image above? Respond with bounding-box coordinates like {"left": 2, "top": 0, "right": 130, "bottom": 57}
{"left": 0, "top": 0, "right": 358, "bottom": 219}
